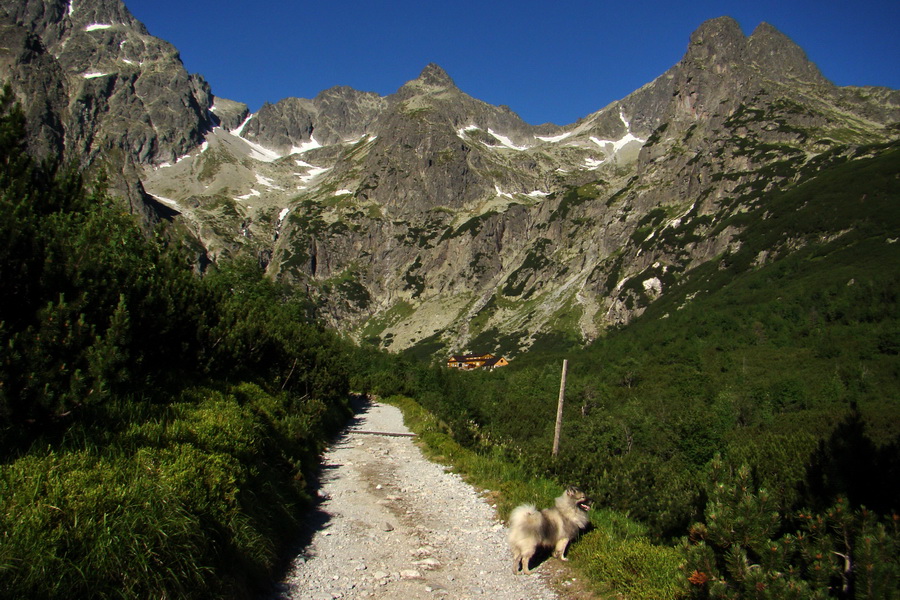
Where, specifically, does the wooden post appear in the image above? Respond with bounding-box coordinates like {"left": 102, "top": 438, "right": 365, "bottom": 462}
{"left": 552, "top": 359, "right": 568, "bottom": 458}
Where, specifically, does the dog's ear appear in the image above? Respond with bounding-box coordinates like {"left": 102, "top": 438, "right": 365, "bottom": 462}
{"left": 565, "top": 486, "right": 580, "bottom": 496}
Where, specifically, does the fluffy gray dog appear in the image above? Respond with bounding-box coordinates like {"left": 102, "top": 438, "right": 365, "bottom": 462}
{"left": 508, "top": 486, "right": 591, "bottom": 574}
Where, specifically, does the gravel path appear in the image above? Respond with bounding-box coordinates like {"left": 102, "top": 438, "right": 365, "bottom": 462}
{"left": 271, "top": 400, "right": 560, "bottom": 600}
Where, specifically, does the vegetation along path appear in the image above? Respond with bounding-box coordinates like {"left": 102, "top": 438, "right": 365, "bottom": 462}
{"left": 272, "top": 400, "right": 564, "bottom": 600}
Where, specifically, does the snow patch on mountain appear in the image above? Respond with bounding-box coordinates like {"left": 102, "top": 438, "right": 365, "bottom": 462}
{"left": 85, "top": 23, "right": 112, "bottom": 31}
{"left": 221, "top": 118, "right": 316, "bottom": 162}
{"left": 231, "top": 114, "right": 253, "bottom": 136}
{"left": 457, "top": 125, "right": 479, "bottom": 137}
{"left": 590, "top": 133, "right": 644, "bottom": 153}
{"left": 299, "top": 167, "right": 330, "bottom": 182}
{"left": 256, "top": 173, "right": 281, "bottom": 189}
{"left": 236, "top": 189, "right": 261, "bottom": 201}
{"left": 222, "top": 117, "right": 293, "bottom": 163}
{"left": 536, "top": 131, "right": 573, "bottom": 143}
{"left": 295, "top": 161, "right": 331, "bottom": 185}
{"left": 290, "top": 137, "right": 322, "bottom": 154}
{"left": 487, "top": 129, "right": 530, "bottom": 151}
{"left": 150, "top": 194, "right": 179, "bottom": 208}
{"left": 244, "top": 138, "right": 282, "bottom": 162}
{"left": 579, "top": 111, "right": 646, "bottom": 166}
{"left": 457, "top": 125, "right": 531, "bottom": 151}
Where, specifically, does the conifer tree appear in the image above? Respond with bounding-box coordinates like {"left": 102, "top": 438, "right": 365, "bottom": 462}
{"left": 684, "top": 456, "right": 900, "bottom": 599}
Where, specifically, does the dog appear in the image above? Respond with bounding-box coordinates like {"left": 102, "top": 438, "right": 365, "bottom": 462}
{"left": 508, "top": 486, "right": 591, "bottom": 574}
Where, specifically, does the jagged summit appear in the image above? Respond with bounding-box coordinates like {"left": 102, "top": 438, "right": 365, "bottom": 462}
{"left": 4, "top": 0, "right": 148, "bottom": 47}
{"left": 683, "top": 16, "right": 828, "bottom": 86}
{"left": 416, "top": 63, "right": 456, "bottom": 88}
{"left": 748, "top": 21, "right": 829, "bottom": 84}
{"left": 0, "top": 0, "right": 214, "bottom": 168}
{"left": 395, "top": 63, "right": 459, "bottom": 98}
{"left": 687, "top": 16, "right": 746, "bottom": 58}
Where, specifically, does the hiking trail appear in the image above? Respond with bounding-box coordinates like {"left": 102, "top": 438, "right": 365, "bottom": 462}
{"left": 271, "top": 400, "right": 576, "bottom": 600}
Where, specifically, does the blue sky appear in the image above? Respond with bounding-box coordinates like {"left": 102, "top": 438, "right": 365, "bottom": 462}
{"left": 125, "top": 0, "right": 899, "bottom": 126}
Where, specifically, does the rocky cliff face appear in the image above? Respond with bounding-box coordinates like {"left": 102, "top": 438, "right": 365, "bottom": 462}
{"left": 240, "top": 86, "right": 386, "bottom": 152}
{"left": 4, "top": 7, "right": 899, "bottom": 356}
{"left": 0, "top": 19, "right": 69, "bottom": 160}
{"left": 0, "top": 0, "right": 250, "bottom": 225}
{"left": 0, "top": 0, "right": 222, "bottom": 166}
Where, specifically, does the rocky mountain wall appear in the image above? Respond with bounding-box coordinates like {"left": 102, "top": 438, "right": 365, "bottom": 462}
{"left": 3, "top": 4, "right": 898, "bottom": 356}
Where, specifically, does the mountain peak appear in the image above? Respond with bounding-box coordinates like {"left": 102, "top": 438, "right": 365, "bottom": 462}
{"left": 748, "top": 22, "right": 829, "bottom": 85}
{"left": 681, "top": 17, "right": 828, "bottom": 86}
{"left": 750, "top": 21, "right": 781, "bottom": 37}
{"left": 690, "top": 16, "right": 745, "bottom": 45}
{"left": 685, "top": 16, "right": 747, "bottom": 65}
{"left": 416, "top": 63, "right": 456, "bottom": 88}
{"left": 395, "top": 63, "right": 458, "bottom": 99}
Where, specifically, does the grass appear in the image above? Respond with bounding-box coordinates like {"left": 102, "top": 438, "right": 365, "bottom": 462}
{"left": 0, "top": 447, "right": 223, "bottom": 597}
{"left": 571, "top": 512, "right": 684, "bottom": 600}
{"left": 0, "top": 382, "right": 341, "bottom": 599}
{"left": 358, "top": 300, "right": 415, "bottom": 341}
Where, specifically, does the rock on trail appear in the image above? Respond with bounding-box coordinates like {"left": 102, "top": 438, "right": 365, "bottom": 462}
{"left": 271, "top": 400, "right": 559, "bottom": 600}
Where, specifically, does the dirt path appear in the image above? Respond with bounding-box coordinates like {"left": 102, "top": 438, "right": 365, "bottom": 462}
{"left": 271, "top": 400, "right": 563, "bottom": 600}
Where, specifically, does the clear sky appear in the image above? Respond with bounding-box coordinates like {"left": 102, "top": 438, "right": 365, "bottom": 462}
{"left": 124, "top": 0, "right": 899, "bottom": 126}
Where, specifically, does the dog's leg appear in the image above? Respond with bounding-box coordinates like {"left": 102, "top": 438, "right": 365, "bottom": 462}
{"left": 554, "top": 539, "right": 570, "bottom": 561}
{"left": 522, "top": 549, "right": 535, "bottom": 574}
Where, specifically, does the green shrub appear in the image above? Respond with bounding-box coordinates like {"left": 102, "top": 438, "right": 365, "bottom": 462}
{"left": 0, "top": 383, "right": 341, "bottom": 599}
{"left": 0, "top": 449, "right": 216, "bottom": 598}
{"left": 572, "top": 521, "right": 684, "bottom": 600}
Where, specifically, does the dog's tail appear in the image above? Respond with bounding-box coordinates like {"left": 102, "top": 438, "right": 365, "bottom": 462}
{"left": 509, "top": 504, "right": 542, "bottom": 532}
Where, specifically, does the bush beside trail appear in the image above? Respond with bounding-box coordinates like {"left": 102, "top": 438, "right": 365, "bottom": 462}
{"left": 384, "top": 395, "right": 684, "bottom": 600}
{"left": 0, "top": 88, "right": 355, "bottom": 598}
{"left": 0, "top": 383, "right": 351, "bottom": 598}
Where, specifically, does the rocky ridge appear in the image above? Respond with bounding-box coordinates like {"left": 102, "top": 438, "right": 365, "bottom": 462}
{"left": 145, "top": 16, "right": 896, "bottom": 355}
{"left": 0, "top": 0, "right": 220, "bottom": 165}
{"left": 2, "top": 3, "right": 898, "bottom": 356}
{"left": 0, "top": 0, "right": 237, "bottom": 222}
